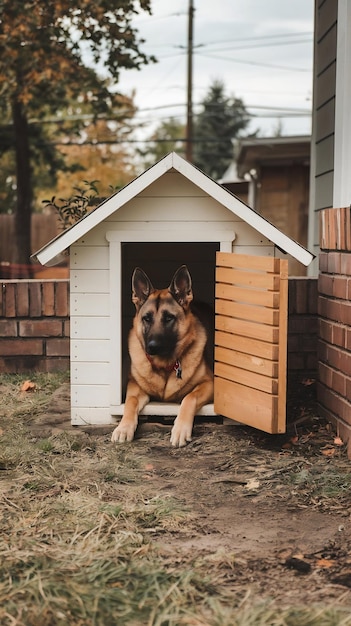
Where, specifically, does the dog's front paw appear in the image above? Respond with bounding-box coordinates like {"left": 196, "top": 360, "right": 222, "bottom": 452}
{"left": 170, "top": 419, "right": 192, "bottom": 448}
{"left": 111, "top": 422, "right": 136, "bottom": 443}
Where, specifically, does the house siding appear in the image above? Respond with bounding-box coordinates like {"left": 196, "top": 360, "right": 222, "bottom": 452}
{"left": 308, "top": 0, "right": 338, "bottom": 266}
{"left": 313, "top": 0, "right": 337, "bottom": 211}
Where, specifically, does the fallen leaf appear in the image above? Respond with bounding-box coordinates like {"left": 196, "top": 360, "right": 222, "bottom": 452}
{"left": 0, "top": 428, "right": 3, "bottom": 437}
{"left": 244, "top": 478, "right": 260, "bottom": 491}
{"left": 334, "top": 436, "right": 344, "bottom": 446}
{"left": 282, "top": 435, "right": 299, "bottom": 449}
{"left": 321, "top": 447, "right": 336, "bottom": 457}
{"left": 144, "top": 464, "right": 155, "bottom": 471}
{"left": 21, "top": 380, "right": 36, "bottom": 392}
{"left": 316, "top": 558, "right": 335, "bottom": 569}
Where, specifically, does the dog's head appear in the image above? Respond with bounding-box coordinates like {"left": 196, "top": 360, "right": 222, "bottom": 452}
{"left": 131, "top": 266, "right": 193, "bottom": 359}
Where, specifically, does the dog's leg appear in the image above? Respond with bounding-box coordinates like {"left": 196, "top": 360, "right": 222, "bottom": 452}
{"left": 170, "top": 380, "right": 214, "bottom": 447}
{"left": 111, "top": 380, "right": 149, "bottom": 443}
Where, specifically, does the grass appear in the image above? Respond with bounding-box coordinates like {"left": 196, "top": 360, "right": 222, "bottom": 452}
{"left": 288, "top": 465, "right": 351, "bottom": 510}
{"left": 0, "top": 372, "right": 351, "bottom": 625}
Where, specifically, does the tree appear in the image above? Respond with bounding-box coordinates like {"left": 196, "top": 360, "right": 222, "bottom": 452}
{"left": 0, "top": 0, "right": 154, "bottom": 275}
{"left": 193, "top": 80, "right": 251, "bottom": 180}
{"left": 37, "top": 93, "right": 138, "bottom": 206}
{"left": 137, "top": 118, "right": 186, "bottom": 169}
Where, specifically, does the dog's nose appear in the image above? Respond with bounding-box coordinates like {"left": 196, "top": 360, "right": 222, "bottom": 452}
{"left": 147, "top": 339, "right": 160, "bottom": 355}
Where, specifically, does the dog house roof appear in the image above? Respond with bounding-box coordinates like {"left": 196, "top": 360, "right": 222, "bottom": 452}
{"left": 33, "top": 151, "right": 314, "bottom": 267}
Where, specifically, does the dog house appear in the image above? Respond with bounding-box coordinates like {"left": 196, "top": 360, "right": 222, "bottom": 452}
{"left": 34, "top": 152, "right": 313, "bottom": 434}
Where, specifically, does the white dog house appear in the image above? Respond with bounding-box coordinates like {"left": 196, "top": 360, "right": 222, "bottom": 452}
{"left": 34, "top": 152, "right": 313, "bottom": 434}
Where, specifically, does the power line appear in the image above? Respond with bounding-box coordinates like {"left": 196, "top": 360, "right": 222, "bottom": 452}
{"left": 146, "top": 40, "right": 312, "bottom": 63}
{"left": 192, "top": 38, "right": 313, "bottom": 53}
{"left": 14, "top": 102, "right": 310, "bottom": 129}
{"left": 129, "top": 46, "right": 311, "bottom": 72}
{"left": 200, "top": 31, "right": 313, "bottom": 47}
{"left": 196, "top": 51, "right": 311, "bottom": 73}
{"left": 142, "top": 31, "right": 313, "bottom": 51}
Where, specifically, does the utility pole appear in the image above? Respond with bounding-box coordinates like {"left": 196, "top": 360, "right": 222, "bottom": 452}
{"left": 186, "top": 0, "right": 194, "bottom": 162}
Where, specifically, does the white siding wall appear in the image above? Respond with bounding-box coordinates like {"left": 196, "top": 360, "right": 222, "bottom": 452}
{"left": 70, "top": 243, "right": 111, "bottom": 425}
{"left": 70, "top": 172, "right": 274, "bottom": 425}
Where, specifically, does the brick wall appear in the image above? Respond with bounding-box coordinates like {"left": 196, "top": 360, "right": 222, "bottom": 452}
{"left": 288, "top": 277, "right": 318, "bottom": 387}
{"left": 0, "top": 278, "right": 318, "bottom": 388}
{"left": 0, "top": 280, "right": 69, "bottom": 372}
{"left": 318, "top": 207, "right": 351, "bottom": 455}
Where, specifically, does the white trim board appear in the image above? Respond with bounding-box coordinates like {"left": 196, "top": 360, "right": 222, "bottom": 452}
{"left": 111, "top": 402, "right": 217, "bottom": 417}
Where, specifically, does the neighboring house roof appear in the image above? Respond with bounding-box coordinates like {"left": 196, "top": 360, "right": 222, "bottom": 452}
{"left": 236, "top": 135, "right": 311, "bottom": 178}
{"left": 217, "top": 161, "right": 244, "bottom": 184}
{"left": 33, "top": 152, "right": 314, "bottom": 267}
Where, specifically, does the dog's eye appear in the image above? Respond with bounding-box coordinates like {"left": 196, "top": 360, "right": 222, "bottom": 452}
{"left": 142, "top": 313, "right": 153, "bottom": 324}
{"left": 163, "top": 313, "right": 175, "bottom": 324}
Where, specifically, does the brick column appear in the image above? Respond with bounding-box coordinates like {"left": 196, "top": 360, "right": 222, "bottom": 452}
{"left": 318, "top": 208, "right": 351, "bottom": 457}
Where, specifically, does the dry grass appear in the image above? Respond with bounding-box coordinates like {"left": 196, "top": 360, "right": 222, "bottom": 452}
{"left": 1, "top": 373, "right": 351, "bottom": 625}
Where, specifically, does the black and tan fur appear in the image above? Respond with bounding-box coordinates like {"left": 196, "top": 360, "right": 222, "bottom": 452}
{"left": 111, "top": 265, "right": 214, "bottom": 447}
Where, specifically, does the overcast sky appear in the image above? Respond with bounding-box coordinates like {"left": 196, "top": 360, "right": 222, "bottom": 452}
{"left": 116, "top": 0, "right": 314, "bottom": 142}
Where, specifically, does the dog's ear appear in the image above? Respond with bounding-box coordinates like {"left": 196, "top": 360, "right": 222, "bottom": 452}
{"left": 132, "top": 268, "right": 154, "bottom": 310}
{"left": 169, "top": 265, "right": 193, "bottom": 309}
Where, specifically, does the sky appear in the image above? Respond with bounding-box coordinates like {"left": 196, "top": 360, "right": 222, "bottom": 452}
{"left": 116, "top": 0, "right": 314, "bottom": 143}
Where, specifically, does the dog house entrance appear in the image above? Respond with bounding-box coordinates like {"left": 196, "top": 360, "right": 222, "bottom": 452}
{"left": 121, "top": 242, "right": 218, "bottom": 415}
{"left": 121, "top": 241, "right": 218, "bottom": 383}
{"left": 106, "top": 227, "right": 235, "bottom": 418}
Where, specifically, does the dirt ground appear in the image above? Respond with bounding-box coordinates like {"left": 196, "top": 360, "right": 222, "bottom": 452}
{"left": 27, "top": 380, "right": 351, "bottom": 611}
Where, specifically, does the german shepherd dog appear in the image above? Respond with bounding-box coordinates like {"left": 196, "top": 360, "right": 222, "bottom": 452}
{"left": 111, "top": 265, "right": 214, "bottom": 447}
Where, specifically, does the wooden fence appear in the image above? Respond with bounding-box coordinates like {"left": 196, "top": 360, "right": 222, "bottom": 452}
{"left": 0, "top": 213, "right": 68, "bottom": 279}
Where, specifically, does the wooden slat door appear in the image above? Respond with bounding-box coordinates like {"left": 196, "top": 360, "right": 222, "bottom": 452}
{"left": 214, "top": 251, "right": 288, "bottom": 434}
